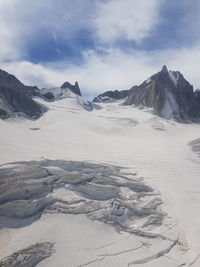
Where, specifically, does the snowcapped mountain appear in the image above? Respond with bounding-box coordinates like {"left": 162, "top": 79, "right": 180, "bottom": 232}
{"left": 1, "top": 67, "right": 200, "bottom": 266}
{"left": 94, "top": 65, "right": 200, "bottom": 122}
{"left": 1, "top": 66, "right": 200, "bottom": 121}
{"left": 0, "top": 69, "right": 95, "bottom": 118}
{"left": 125, "top": 65, "right": 200, "bottom": 121}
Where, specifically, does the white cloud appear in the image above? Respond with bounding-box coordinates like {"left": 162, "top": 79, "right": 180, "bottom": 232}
{"left": 2, "top": 46, "right": 200, "bottom": 98}
{"left": 0, "top": 0, "right": 161, "bottom": 62}
{"left": 1, "top": 0, "right": 200, "bottom": 98}
{"left": 94, "top": 0, "right": 160, "bottom": 43}
{"left": 0, "top": 49, "right": 158, "bottom": 96}
{"left": 0, "top": 0, "right": 24, "bottom": 61}
{"left": 0, "top": 0, "right": 98, "bottom": 61}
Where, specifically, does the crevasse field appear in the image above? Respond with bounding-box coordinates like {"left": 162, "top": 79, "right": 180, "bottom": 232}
{"left": 1, "top": 92, "right": 200, "bottom": 266}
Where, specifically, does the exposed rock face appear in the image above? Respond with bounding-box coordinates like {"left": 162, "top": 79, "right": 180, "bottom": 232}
{"left": 125, "top": 66, "right": 200, "bottom": 121}
{"left": 61, "top": 81, "right": 82, "bottom": 96}
{"left": 93, "top": 89, "right": 129, "bottom": 102}
{"left": 93, "top": 66, "right": 200, "bottom": 121}
{"left": 194, "top": 89, "right": 200, "bottom": 103}
{"left": 41, "top": 91, "right": 55, "bottom": 101}
{"left": 0, "top": 69, "right": 46, "bottom": 119}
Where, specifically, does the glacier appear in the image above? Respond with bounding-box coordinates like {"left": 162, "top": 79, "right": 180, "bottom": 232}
{"left": 0, "top": 91, "right": 200, "bottom": 266}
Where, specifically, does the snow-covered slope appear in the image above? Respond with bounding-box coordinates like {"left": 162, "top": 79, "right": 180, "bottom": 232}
{"left": 38, "top": 87, "right": 94, "bottom": 111}
{"left": 1, "top": 98, "right": 200, "bottom": 266}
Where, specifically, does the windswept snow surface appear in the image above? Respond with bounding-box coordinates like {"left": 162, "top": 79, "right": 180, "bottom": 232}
{"left": 1, "top": 97, "right": 200, "bottom": 266}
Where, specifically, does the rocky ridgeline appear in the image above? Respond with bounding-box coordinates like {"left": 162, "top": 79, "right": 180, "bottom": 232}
{"left": 0, "top": 69, "right": 84, "bottom": 119}
{"left": 1, "top": 66, "right": 200, "bottom": 122}
{"left": 61, "top": 81, "right": 81, "bottom": 96}
{"left": 94, "top": 66, "right": 200, "bottom": 122}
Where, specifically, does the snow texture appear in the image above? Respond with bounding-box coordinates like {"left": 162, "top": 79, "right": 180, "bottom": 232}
{"left": 0, "top": 98, "right": 200, "bottom": 266}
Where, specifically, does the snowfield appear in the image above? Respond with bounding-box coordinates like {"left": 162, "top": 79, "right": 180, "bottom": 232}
{"left": 0, "top": 92, "right": 200, "bottom": 266}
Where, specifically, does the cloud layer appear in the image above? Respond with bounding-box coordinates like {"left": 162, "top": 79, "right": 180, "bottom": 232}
{"left": 94, "top": 0, "right": 160, "bottom": 43}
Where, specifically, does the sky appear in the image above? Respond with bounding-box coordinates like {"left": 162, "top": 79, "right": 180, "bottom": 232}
{"left": 0, "top": 0, "right": 200, "bottom": 97}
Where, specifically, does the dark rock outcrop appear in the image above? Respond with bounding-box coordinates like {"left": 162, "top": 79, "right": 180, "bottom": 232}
{"left": 93, "top": 66, "right": 200, "bottom": 121}
{"left": 93, "top": 89, "right": 129, "bottom": 102}
{"left": 125, "top": 66, "right": 200, "bottom": 121}
{"left": 0, "top": 69, "right": 46, "bottom": 119}
{"left": 42, "top": 92, "right": 55, "bottom": 101}
{"left": 194, "top": 89, "right": 200, "bottom": 103}
{"left": 61, "top": 81, "right": 82, "bottom": 96}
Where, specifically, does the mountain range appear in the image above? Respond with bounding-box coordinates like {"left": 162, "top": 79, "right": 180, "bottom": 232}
{"left": 0, "top": 65, "right": 200, "bottom": 122}
{"left": 1, "top": 65, "right": 200, "bottom": 266}
{"left": 94, "top": 65, "right": 200, "bottom": 122}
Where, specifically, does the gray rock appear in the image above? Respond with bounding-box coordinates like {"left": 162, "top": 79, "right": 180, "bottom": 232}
{"left": 61, "top": 81, "right": 82, "bottom": 96}
{"left": 93, "top": 89, "right": 129, "bottom": 102}
{"left": 0, "top": 69, "right": 47, "bottom": 120}
{"left": 125, "top": 65, "right": 200, "bottom": 121}
{"left": 194, "top": 89, "right": 200, "bottom": 103}
{"left": 92, "top": 66, "right": 200, "bottom": 121}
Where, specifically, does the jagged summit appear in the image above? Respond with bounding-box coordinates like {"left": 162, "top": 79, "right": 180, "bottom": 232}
{"left": 0, "top": 68, "right": 95, "bottom": 120}
{"left": 125, "top": 66, "right": 199, "bottom": 121}
{"left": 161, "top": 65, "right": 168, "bottom": 73}
{"left": 93, "top": 66, "right": 200, "bottom": 122}
{"left": 1, "top": 66, "right": 200, "bottom": 122}
{"left": 39, "top": 81, "right": 82, "bottom": 102}
{"left": 61, "top": 81, "right": 82, "bottom": 96}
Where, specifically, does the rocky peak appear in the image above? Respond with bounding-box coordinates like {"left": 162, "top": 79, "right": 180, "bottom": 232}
{"left": 0, "top": 69, "right": 40, "bottom": 97}
{"left": 0, "top": 69, "right": 46, "bottom": 119}
{"left": 61, "top": 81, "right": 82, "bottom": 96}
{"left": 124, "top": 66, "right": 200, "bottom": 121}
{"left": 160, "top": 65, "right": 168, "bottom": 74}
{"left": 0, "top": 69, "right": 24, "bottom": 89}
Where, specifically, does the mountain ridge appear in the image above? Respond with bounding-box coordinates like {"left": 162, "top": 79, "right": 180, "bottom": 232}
{"left": 94, "top": 65, "right": 200, "bottom": 122}
{"left": 0, "top": 69, "right": 46, "bottom": 119}
{"left": 1, "top": 66, "right": 200, "bottom": 122}
{"left": 0, "top": 69, "right": 84, "bottom": 119}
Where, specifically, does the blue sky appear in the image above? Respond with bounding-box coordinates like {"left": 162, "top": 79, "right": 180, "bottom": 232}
{"left": 0, "top": 0, "right": 200, "bottom": 96}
